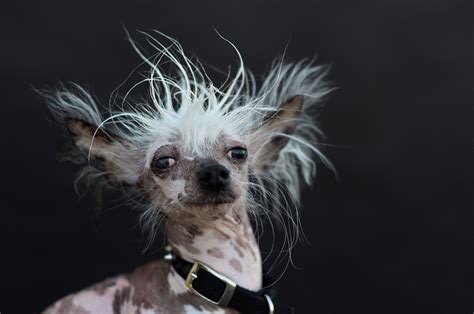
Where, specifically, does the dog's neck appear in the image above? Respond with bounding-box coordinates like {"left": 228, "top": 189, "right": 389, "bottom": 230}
{"left": 165, "top": 199, "right": 262, "bottom": 291}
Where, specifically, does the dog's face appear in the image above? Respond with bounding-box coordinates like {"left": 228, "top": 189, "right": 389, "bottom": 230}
{"left": 140, "top": 134, "right": 249, "bottom": 221}
{"left": 65, "top": 96, "right": 304, "bottom": 225}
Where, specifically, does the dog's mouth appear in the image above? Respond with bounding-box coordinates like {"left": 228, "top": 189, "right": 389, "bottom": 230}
{"left": 184, "top": 189, "right": 237, "bottom": 205}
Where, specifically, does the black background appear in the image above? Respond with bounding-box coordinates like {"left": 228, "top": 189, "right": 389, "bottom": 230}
{"left": 1, "top": 0, "right": 473, "bottom": 313}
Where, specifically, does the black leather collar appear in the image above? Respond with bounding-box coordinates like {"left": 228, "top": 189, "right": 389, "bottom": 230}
{"left": 169, "top": 252, "right": 295, "bottom": 314}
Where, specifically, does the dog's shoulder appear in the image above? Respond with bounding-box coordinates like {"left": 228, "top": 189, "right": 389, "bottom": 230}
{"left": 43, "top": 273, "right": 133, "bottom": 313}
{"left": 42, "top": 260, "right": 172, "bottom": 314}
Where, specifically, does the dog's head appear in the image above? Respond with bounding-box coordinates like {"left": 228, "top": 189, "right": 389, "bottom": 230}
{"left": 44, "top": 33, "right": 332, "bottom": 230}
{"left": 64, "top": 95, "right": 305, "bottom": 223}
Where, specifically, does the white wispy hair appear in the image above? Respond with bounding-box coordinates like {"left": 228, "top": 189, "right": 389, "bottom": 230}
{"left": 42, "top": 31, "right": 334, "bottom": 229}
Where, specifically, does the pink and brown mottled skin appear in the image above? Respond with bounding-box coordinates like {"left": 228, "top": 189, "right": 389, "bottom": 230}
{"left": 44, "top": 261, "right": 233, "bottom": 314}
{"left": 44, "top": 200, "right": 258, "bottom": 314}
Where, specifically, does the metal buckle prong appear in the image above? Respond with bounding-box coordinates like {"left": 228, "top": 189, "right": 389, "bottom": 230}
{"left": 185, "top": 261, "right": 236, "bottom": 308}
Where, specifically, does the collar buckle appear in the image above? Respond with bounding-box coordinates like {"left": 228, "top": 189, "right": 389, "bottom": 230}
{"left": 185, "top": 261, "right": 237, "bottom": 308}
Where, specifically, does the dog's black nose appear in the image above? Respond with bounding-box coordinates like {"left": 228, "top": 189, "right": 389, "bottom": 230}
{"left": 198, "top": 164, "right": 230, "bottom": 190}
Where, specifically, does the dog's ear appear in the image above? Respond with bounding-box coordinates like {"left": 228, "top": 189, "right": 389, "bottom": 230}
{"left": 65, "top": 118, "right": 141, "bottom": 184}
{"left": 249, "top": 95, "right": 303, "bottom": 172}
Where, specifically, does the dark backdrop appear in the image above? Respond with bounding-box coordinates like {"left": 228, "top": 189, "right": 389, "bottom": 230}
{"left": 1, "top": 0, "right": 473, "bottom": 313}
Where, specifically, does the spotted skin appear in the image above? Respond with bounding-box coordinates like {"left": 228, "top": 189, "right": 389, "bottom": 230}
{"left": 44, "top": 202, "right": 258, "bottom": 314}
{"left": 44, "top": 261, "right": 237, "bottom": 314}
{"left": 166, "top": 199, "right": 262, "bottom": 292}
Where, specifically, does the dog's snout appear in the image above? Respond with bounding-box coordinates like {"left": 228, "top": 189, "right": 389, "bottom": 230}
{"left": 198, "top": 164, "right": 230, "bottom": 190}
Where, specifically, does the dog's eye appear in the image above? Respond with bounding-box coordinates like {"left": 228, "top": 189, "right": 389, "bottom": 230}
{"left": 228, "top": 147, "right": 247, "bottom": 161}
{"left": 152, "top": 157, "right": 176, "bottom": 171}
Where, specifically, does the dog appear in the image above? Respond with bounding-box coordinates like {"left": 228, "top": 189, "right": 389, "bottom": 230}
{"left": 42, "top": 31, "right": 332, "bottom": 314}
